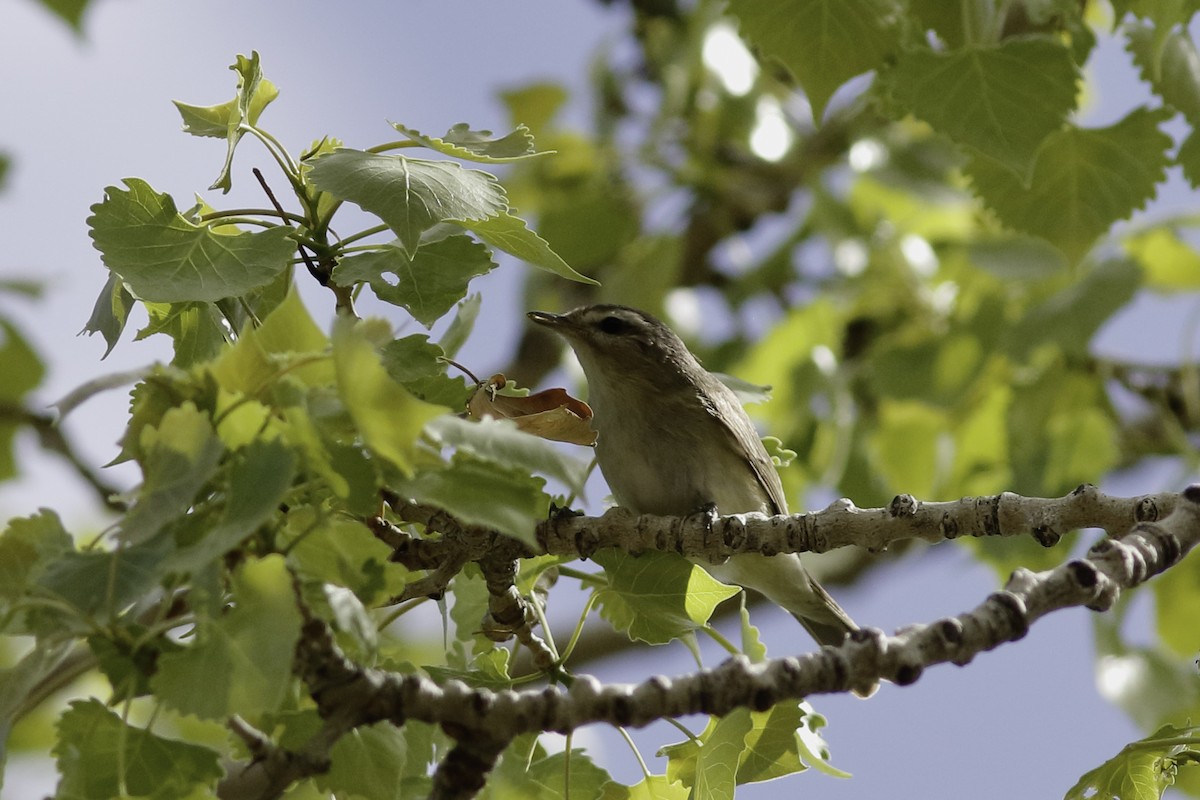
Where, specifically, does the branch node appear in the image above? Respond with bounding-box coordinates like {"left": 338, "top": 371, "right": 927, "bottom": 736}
{"left": 888, "top": 493, "right": 918, "bottom": 518}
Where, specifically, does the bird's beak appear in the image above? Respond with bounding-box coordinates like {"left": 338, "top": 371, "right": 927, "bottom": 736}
{"left": 527, "top": 310, "right": 568, "bottom": 329}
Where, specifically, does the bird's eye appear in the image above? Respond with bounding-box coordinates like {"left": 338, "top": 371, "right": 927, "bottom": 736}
{"left": 598, "top": 315, "right": 627, "bottom": 335}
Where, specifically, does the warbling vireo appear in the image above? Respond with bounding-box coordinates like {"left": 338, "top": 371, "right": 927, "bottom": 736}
{"left": 529, "top": 304, "right": 858, "bottom": 646}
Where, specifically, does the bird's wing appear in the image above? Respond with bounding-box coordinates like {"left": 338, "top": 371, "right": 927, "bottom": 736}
{"left": 698, "top": 374, "right": 790, "bottom": 515}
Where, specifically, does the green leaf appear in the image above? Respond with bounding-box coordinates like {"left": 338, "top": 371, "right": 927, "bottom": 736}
{"left": 456, "top": 212, "right": 598, "bottom": 285}
{"left": 1007, "top": 370, "right": 1117, "bottom": 498}
{"left": 31, "top": 0, "right": 92, "bottom": 30}
{"left": 1006, "top": 258, "right": 1142, "bottom": 359}
{"left": 174, "top": 51, "right": 279, "bottom": 138}
{"left": 737, "top": 703, "right": 812, "bottom": 784}
{"left": 391, "top": 121, "right": 549, "bottom": 162}
{"left": 694, "top": 710, "right": 751, "bottom": 799}
{"left": 965, "top": 107, "right": 1173, "bottom": 262}
{"left": 1065, "top": 723, "right": 1192, "bottom": 800}
{"left": 425, "top": 415, "right": 590, "bottom": 492}
{"left": 182, "top": 51, "right": 279, "bottom": 192}
{"left": 166, "top": 439, "right": 296, "bottom": 572}
{"left": 1123, "top": 226, "right": 1200, "bottom": 289}
{"left": 119, "top": 402, "right": 225, "bottom": 544}
{"left": 0, "top": 321, "right": 45, "bottom": 480}
{"left": 398, "top": 454, "right": 549, "bottom": 544}
{"left": 0, "top": 510, "right": 72, "bottom": 606}
{"left": 0, "top": 638, "right": 72, "bottom": 761}
{"left": 967, "top": 235, "right": 1068, "bottom": 281}
{"left": 601, "top": 775, "right": 689, "bottom": 800}
{"left": 88, "top": 178, "right": 296, "bottom": 302}
{"left": 334, "top": 235, "right": 498, "bottom": 327}
{"left": 1126, "top": 21, "right": 1200, "bottom": 124}
{"left": 283, "top": 508, "right": 400, "bottom": 604}
{"left": 1177, "top": 128, "right": 1200, "bottom": 189}
{"left": 135, "top": 300, "right": 230, "bottom": 367}
{"left": 592, "top": 549, "right": 740, "bottom": 645}
{"left": 379, "top": 334, "right": 472, "bottom": 408}
{"left": 34, "top": 534, "right": 173, "bottom": 630}
{"left": 53, "top": 699, "right": 223, "bottom": 800}
{"left": 315, "top": 722, "right": 408, "bottom": 800}
{"left": 332, "top": 317, "right": 446, "bottom": 475}
{"left": 882, "top": 37, "right": 1077, "bottom": 179}
{"left": 1152, "top": 552, "right": 1200, "bottom": 656}
{"left": 307, "top": 149, "right": 507, "bottom": 253}
{"left": 728, "top": 0, "right": 900, "bottom": 122}
{"left": 151, "top": 555, "right": 302, "bottom": 720}
{"left": 480, "top": 737, "right": 612, "bottom": 800}
{"left": 81, "top": 273, "right": 135, "bottom": 358}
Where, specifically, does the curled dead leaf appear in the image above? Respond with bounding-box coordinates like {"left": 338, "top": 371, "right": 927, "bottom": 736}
{"left": 467, "top": 373, "right": 597, "bottom": 446}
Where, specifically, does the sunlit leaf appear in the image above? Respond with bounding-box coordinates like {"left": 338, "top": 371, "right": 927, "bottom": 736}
{"left": 592, "top": 549, "right": 740, "bottom": 645}
{"left": 332, "top": 317, "right": 445, "bottom": 475}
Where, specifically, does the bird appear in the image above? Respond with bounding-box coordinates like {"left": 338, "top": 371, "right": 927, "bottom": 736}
{"left": 528, "top": 304, "right": 859, "bottom": 647}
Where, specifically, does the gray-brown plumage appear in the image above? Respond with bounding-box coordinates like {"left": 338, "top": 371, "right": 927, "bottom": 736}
{"left": 529, "top": 304, "right": 858, "bottom": 646}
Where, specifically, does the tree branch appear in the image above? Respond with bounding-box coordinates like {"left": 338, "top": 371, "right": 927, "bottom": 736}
{"left": 217, "top": 486, "right": 1200, "bottom": 799}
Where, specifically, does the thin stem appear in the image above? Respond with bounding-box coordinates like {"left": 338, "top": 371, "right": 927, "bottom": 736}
{"left": 615, "top": 727, "right": 653, "bottom": 781}
{"left": 338, "top": 224, "right": 392, "bottom": 248}
{"left": 702, "top": 623, "right": 740, "bottom": 656}
{"left": 365, "top": 140, "right": 423, "bottom": 154}
{"left": 200, "top": 208, "right": 308, "bottom": 226}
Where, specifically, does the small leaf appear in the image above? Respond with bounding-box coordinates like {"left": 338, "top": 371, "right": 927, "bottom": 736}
{"left": 80, "top": 273, "right": 135, "bottom": 358}
{"left": 174, "top": 51, "right": 280, "bottom": 192}
{"left": 165, "top": 439, "right": 296, "bottom": 572}
{"left": 151, "top": 555, "right": 302, "bottom": 720}
{"left": 54, "top": 698, "right": 223, "bottom": 800}
{"left": 456, "top": 212, "right": 598, "bottom": 285}
{"left": 174, "top": 51, "right": 278, "bottom": 138}
{"left": 966, "top": 107, "right": 1173, "bottom": 262}
{"left": 592, "top": 549, "right": 740, "bottom": 645}
{"left": 1126, "top": 21, "right": 1200, "bottom": 124}
{"left": 0, "top": 510, "right": 72, "bottom": 605}
{"left": 332, "top": 317, "right": 446, "bottom": 475}
{"left": 209, "top": 288, "right": 334, "bottom": 394}
{"left": 391, "top": 121, "right": 549, "bottom": 162}
{"left": 1176, "top": 128, "right": 1200, "bottom": 189}
{"left": 379, "top": 334, "right": 472, "bottom": 408}
{"left": 882, "top": 37, "right": 1078, "bottom": 179}
{"left": 308, "top": 149, "right": 507, "bottom": 253}
{"left": 88, "top": 178, "right": 295, "bottom": 302}
{"left": 119, "top": 402, "right": 225, "bottom": 544}
{"left": 728, "top": 0, "right": 900, "bottom": 122}
{"left": 334, "top": 235, "right": 498, "bottom": 327}
{"left": 0, "top": 321, "right": 44, "bottom": 480}
{"left": 315, "top": 722, "right": 408, "bottom": 800}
